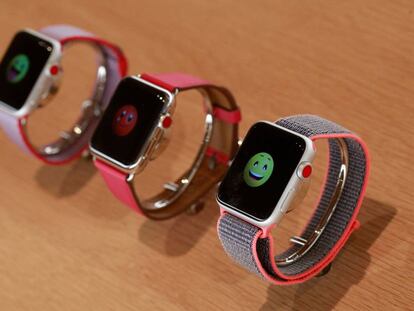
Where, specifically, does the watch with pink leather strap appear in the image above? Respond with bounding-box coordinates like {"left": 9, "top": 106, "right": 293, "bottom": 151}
{"left": 90, "top": 73, "right": 241, "bottom": 219}
{"left": 0, "top": 24, "right": 127, "bottom": 164}
{"left": 217, "top": 115, "right": 370, "bottom": 284}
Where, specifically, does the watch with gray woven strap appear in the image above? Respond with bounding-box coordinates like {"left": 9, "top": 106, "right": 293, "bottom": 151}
{"left": 216, "top": 115, "right": 370, "bottom": 284}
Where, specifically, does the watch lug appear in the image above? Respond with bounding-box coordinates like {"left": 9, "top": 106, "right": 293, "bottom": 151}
{"left": 134, "top": 156, "right": 148, "bottom": 174}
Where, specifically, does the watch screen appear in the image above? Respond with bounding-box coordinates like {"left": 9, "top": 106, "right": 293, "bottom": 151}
{"left": 0, "top": 31, "right": 54, "bottom": 111}
{"left": 91, "top": 77, "right": 170, "bottom": 167}
{"left": 217, "top": 122, "right": 307, "bottom": 221}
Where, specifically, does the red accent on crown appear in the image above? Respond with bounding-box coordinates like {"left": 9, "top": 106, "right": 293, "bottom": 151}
{"left": 50, "top": 65, "right": 59, "bottom": 76}
{"left": 162, "top": 116, "right": 172, "bottom": 129}
{"left": 302, "top": 164, "right": 312, "bottom": 178}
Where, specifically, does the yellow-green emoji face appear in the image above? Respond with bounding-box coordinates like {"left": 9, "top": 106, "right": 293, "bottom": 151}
{"left": 243, "top": 152, "right": 274, "bottom": 187}
{"left": 7, "top": 54, "right": 30, "bottom": 83}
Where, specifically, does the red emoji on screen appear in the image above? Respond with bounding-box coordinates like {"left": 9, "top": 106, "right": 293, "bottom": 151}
{"left": 112, "top": 105, "right": 138, "bottom": 136}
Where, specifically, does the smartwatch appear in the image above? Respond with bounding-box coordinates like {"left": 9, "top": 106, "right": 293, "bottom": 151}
{"left": 0, "top": 25, "right": 127, "bottom": 164}
{"left": 217, "top": 115, "right": 370, "bottom": 284}
{"left": 90, "top": 73, "right": 241, "bottom": 220}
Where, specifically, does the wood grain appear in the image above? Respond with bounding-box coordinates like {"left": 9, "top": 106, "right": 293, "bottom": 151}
{"left": 0, "top": 0, "right": 413, "bottom": 310}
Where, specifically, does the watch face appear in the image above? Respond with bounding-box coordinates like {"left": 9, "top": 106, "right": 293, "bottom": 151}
{"left": 91, "top": 77, "right": 171, "bottom": 167}
{"left": 217, "top": 122, "right": 307, "bottom": 221}
{"left": 0, "top": 31, "right": 54, "bottom": 111}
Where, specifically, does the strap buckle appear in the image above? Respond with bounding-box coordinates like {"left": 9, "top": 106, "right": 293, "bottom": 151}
{"left": 38, "top": 63, "right": 107, "bottom": 156}
{"left": 145, "top": 88, "right": 215, "bottom": 211}
{"left": 276, "top": 138, "right": 349, "bottom": 266}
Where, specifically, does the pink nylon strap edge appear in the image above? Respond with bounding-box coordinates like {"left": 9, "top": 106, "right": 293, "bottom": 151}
{"left": 245, "top": 215, "right": 362, "bottom": 285}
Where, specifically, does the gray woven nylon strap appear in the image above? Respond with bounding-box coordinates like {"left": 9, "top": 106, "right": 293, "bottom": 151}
{"left": 218, "top": 115, "right": 368, "bottom": 283}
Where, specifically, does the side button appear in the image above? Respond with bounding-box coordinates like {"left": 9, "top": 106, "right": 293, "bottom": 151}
{"left": 297, "top": 162, "right": 312, "bottom": 180}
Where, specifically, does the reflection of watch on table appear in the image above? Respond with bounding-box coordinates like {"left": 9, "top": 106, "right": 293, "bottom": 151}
{"left": 217, "top": 115, "right": 370, "bottom": 284}
{"left": 90, "top": 73, "right": 241, "bottom": 219}
{"left": 0, "top": 25, "right": 127, "bottom": 164}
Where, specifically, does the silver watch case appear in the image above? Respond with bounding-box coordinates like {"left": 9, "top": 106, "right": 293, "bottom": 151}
{"left": 0, "top": 29, "right": 62, "bottom": 119}
{"left": 217, "top": 121, "right": 316, "bottom": 229}
{"left": 90, "top": 75, "right": 176, "bottom": 174}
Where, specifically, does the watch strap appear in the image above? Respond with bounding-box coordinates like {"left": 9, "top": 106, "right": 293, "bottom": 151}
{"left": 140, "top": 73, "right": 242, "bottom": 125}
{"left": 139, "top": 72, "right": 210, "bottom": 92}
{"left": 218, "top": 115, "right": 370, "bottom": 284}
{"left": 95, "top": 73, "right": 241, "bottom": 219}
{"left": 94, "top": 159, "right": 143, "bottom": 214}
{"left": 0, "top": 25, "right": 127, "bottom": 165}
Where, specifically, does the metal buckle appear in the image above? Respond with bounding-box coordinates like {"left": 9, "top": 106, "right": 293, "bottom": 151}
{"left": 144, "top": 88, "right": 215, "bottom": 211}
{"left": 38, "top": 63, "right": 107, "bottom": 156}
{"left": 276, "top": 138, "right": 349, "bottom": 266}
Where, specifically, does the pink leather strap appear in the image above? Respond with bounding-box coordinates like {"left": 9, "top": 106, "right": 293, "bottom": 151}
{"left": 140, "top": 73, "right": 242, "bottom": 124}
{"left": 94, "top": 159, "right": 142, "bottom": 214}
{"left": 95, "top": 72, "right": 240, "bottom": 218}
{"left": 0, "top": 25, "right": 127, "bottom": 165}
{"left": 213, "top": 107, "right": 241, "bottom": 124}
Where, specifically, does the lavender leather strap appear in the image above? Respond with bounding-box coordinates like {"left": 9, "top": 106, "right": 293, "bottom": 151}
{"left": 218, "top": 115, "right": 370, "bottom": 284}
{"left": 0, "top": 25, "right": 125, "bottom": 164}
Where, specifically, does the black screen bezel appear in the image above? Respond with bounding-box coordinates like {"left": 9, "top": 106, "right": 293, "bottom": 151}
{"left": 217, "top": 122, "right": 307, "bottom": 221}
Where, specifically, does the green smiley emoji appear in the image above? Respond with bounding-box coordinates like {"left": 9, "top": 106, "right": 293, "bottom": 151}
{"left": 7, "top": 54, "right": 30, "bottom": 83}
{"left": 243, "top": 152, "right": 274, "bottom": 187}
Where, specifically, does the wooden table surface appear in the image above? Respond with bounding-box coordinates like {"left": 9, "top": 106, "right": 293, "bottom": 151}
{"left": 0, "top": 1, "right": 413, "bottom": 310}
